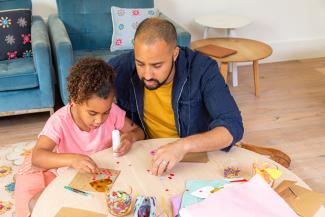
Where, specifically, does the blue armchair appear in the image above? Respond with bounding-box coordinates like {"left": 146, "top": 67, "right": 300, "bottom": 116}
{"left": 0, "top": 0, "right": 55, "bottom": 116}
{"left": 48, "top": 0, "right": 191, "bottom": 105}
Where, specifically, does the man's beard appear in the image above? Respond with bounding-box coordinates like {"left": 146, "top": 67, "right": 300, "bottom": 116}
{"left": 142, "top": 59, "right": 175, "bottom": 91}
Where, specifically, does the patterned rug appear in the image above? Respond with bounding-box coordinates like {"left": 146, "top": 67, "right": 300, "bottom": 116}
{"left": 0, "top": 141, "right": 36, "bottom": 217}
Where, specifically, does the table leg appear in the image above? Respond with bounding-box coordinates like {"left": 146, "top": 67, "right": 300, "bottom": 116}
{"left": 253, "top": 60, "right": 260, "bottom": 96}
{"left": 220, "top": 62, "right": 228, "bottom": 82}
{"left": 227, "top": 29, "right": 239, "bottom": 87}
{"left": 231, "top": 63, "right": 238, "bottom": 87}
{"left": 203, "top": 27, "right": 209, "bottom": 39}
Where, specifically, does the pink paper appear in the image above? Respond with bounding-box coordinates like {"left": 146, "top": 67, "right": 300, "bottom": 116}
{"left": 171, "top": 194, "right": 183, "bottom": 217}
{"left": 184, "top": 175, "right": 298, "bottom": 217}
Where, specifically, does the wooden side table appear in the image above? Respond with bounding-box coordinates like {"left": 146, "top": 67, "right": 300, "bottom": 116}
{"left": 192, "top": 37, "right": 273, "bottom": 96}
{"left": 195, "top": 14, "right": 252, "bottom": 87}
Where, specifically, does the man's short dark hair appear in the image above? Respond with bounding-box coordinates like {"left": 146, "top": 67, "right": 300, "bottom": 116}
{"left": 134, "top": 17, "right": 177, "bottom": 46}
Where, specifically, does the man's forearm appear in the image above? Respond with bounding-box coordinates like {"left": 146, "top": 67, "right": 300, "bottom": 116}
{"left": 180, "top": 126, "right": 233, "bottom": 153}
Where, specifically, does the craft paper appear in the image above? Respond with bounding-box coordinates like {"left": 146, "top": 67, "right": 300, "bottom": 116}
{"left": 180, "top": 175, "right": 298, "bottom": 217}
{"left": 171, "top": 194, "right": 183, "bottom": 217}
{"left": 180, "top": 179, "right": 230, "bottom": 209}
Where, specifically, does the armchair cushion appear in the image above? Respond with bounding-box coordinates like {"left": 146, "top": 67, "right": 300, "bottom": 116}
{"left": 0, "top": 9, "right": 32, "bottom": 60}
{"left": 0, "top": 58, "right": 37, "bottom": 91}
{"left": 110, "top": 6, "right": 158, "bottom": 52}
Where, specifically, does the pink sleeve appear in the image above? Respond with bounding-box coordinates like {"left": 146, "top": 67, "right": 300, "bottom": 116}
{"left": 38, "top": 115, "right": 62, "bottom": 145}
{"left": 111, "top": 103, "right": 126, "bottom": 130}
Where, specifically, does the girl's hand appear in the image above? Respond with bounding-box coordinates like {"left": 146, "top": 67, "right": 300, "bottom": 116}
{"left": 69, "top": 154, "right": 100, "bottom": 173}
{"left": 113, "top": 133, "right": 134, "bottom": 157}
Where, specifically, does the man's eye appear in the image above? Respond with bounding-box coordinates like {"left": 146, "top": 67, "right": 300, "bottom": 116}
{"left": 153, "top": 64, "right": 161, "bottom": 68}
{"left": 89, "top": 112, "right": 96, "bottom": 116}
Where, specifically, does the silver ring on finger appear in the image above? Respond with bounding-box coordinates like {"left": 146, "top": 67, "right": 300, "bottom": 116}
{"left": 161, "top": 160, "right": 168, "bottom": 165}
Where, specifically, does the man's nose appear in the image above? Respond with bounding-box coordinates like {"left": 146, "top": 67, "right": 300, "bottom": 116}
{"left": 142, "top": 66, "right": 152, "bottom": 80}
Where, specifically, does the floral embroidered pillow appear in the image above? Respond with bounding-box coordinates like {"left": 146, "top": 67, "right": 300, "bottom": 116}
{"left": 110, "top": 6, "right": 159, "bottom": 52}
{"left": 0, "top": 9, "right": 32, "bottom": 61}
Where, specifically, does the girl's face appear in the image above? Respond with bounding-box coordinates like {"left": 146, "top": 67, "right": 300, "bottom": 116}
{"left": 71, "top": 93, "right": 114, "bottom": 132}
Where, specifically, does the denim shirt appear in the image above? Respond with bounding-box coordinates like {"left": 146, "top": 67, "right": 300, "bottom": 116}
{"left": 109, "top": 47, "right": 244, "bottom": 150}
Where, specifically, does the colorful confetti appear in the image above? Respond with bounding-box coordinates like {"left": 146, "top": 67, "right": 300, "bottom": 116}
{"left": 107, "top": 191, "right": 132, "bottom": 216}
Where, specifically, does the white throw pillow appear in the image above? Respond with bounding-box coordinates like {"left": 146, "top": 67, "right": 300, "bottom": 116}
{"left": 110, "top": 6, "right": 159, "bottom": 52}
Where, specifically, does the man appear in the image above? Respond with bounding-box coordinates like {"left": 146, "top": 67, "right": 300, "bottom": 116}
{"left": 109, "top": 17, "right": 243, "bottom": 176}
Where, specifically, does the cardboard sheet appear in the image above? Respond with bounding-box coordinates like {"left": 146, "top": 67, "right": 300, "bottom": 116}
{"left": 54, "top": 207, "right": 106, "bottom": 217}
{"left": 275, "top": 180, "right": 325, "bottom": 217}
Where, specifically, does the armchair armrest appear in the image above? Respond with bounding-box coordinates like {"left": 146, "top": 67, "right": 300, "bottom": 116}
{"left": 159, "top": 12, "right": 191, "bottom": 47}
{"left": 48, "top": 14, "right": 73, "bottom": 104}
{"left": 31, "top": 16, "right": 55, "bottom": 105}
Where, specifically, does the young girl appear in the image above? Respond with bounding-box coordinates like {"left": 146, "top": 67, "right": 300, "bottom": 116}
{"left": 14, "top": 57, "right": 144, "bottom": 217}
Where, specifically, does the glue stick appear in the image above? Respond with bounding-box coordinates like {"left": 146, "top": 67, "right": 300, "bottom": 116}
{"left": 112, "top": 129, "right": 120, "bottom": 157}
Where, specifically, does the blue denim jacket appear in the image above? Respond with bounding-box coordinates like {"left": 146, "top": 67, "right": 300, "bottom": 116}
{"left": 109, "top": 47, "right": 243, "bottom": 150}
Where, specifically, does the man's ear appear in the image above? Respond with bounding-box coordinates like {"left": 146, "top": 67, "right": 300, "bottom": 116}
{"left": 173, "top": 46, "right": 180, "bottom": 62}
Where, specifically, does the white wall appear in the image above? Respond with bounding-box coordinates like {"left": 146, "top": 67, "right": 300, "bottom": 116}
{"left": 155, "top": 0, "right": 325, "bottom": 62}
{"left": 32, "top": 0, "right": 325, "bottom": 62}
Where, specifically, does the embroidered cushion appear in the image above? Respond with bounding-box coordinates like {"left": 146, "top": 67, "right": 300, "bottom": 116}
{"left": 110, "top": 6, "right": 158, "bottom": 52}
{"left": 0, "top": 9, "right": 32, "bottom": 61}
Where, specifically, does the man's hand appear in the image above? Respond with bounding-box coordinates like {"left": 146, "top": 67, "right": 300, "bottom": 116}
{"left": 150, "top": 140, "right": 187, "bottom": 176}
{"left": 69, "top": 154, "right": 100, "bottom": 173}
{"left": 113, "top": 133, "right": 134, "bottom": 157}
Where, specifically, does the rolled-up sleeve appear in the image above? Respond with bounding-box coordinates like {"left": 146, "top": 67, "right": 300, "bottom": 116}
{"left": 202, "top": 61, "right": 244, "bottom": 150}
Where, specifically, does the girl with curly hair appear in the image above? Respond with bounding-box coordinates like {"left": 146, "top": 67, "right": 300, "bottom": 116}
{"left": 15, "top": 57, "right": 144, "bottom": 217}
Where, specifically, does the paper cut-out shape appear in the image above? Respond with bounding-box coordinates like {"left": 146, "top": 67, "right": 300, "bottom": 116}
{"left": 90, "top": 178, "right": 113, "bottom": 192}
{"left": 253, "top": 160, "right": 282, "bottom": 186}
{"left": 92, "top": 169, "right": 113, "bottom": 180}
{"left": 190, "top": 186, "right": 218, "bottom": 199}
{"left": 69, "top": 168, "right": 120, "bottom": 192}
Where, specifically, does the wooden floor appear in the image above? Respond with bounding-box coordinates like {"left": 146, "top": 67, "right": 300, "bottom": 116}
{"left": 1, "top": 57, "right": 325, "bottom": 193}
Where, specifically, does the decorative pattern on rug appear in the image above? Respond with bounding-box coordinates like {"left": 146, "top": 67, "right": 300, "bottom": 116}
{"left": 0, "top": 141, "right": 36, "bottom": 217}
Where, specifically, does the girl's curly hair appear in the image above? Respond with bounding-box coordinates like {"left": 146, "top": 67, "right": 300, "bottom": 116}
{"left": 67, "top": 57, "right": 115, "bottom": 104}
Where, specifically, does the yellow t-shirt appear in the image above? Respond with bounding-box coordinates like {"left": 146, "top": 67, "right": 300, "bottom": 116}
{"left": 143, "top": 81, "right": 179, "bottom": 139}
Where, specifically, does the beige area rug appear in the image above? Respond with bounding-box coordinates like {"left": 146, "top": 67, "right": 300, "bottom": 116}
{"left": 0, "top": 141, "right": 36, "bottom": 216}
